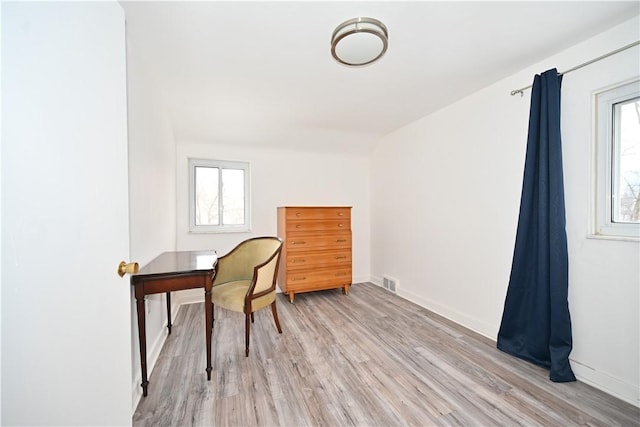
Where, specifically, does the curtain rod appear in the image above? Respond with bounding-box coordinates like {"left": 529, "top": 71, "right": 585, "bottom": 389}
{"left": 510, "top": 40, "right": 640, "bottom": 96}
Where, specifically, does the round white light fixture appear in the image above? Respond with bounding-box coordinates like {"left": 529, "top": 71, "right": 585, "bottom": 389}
{"left": 331, "top": 17, "right": 388, "bottom": 67}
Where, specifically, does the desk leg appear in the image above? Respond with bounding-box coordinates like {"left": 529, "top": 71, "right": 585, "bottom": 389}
{"left": 135, "top": 294, "right": 149, "bottom": 397}
{"left": 166, "top": 292, "right": 172, "bottom": 334}
{"left": 204, "top": 284, "right": 213, "bottom": 380}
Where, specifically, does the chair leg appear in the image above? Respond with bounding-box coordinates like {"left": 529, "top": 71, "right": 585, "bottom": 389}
{"left": 271, "top": 301, "right": 283, "bottom": 334}
{"left": 245, "top": 313, "right": 251, "bottom": 357}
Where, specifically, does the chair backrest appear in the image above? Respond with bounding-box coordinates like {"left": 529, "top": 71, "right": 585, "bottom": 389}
{"left": 251, "top": 241, "right": 282, "bottom": 295}
{"left": 214, "top": 237, "right": 282, "bottom": 290}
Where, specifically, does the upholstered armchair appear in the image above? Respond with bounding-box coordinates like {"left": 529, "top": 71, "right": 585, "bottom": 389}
{"left": 211, "top": 236, "right": 283, "bottom": 356}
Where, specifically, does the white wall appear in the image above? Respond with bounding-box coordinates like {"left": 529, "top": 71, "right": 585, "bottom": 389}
{"left": 1, "top": 3, "right": 4, "bottom": 423}
{"left": 559, "top": 20, "right": 639, "bottom": 404}
{"left": 371, "top": 17, "right": 639, "bottom": 406}
{"left": 125, "top": 34, "right": 178, "bottom": 407}
{"left": 175, "top": 142, "right": 371, "bottom": 303}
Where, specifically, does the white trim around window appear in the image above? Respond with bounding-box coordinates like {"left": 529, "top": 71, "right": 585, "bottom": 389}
{"left": 188, "top": 158, "right": 251, "bottom": 233}
{"left": 591, "top": 78, "right": 640, "bottom": 241}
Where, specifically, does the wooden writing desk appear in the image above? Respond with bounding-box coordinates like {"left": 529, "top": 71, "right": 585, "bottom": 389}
{"left": 130, "top": 250, "right": 217, "bottom": 396}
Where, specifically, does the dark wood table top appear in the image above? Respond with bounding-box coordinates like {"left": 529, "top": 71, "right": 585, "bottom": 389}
{"left": 132, "top": 250, "right": 217, "bottom": 281}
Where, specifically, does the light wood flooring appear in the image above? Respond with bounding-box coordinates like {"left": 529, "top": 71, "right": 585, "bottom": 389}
{"left": 133, "top": 282, "right": 639, "bottom": 426}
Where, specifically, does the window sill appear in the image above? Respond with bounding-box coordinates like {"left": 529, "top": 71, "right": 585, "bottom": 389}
{"left": 189, "top": 227, "right": 252, "bottom": 234}
{"left": 587, "top": 233, "right": 640, "bottom": 243}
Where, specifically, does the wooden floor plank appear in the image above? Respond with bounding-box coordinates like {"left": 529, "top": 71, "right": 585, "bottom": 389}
{"left": 133, "top": 283, "right": 639, "bottom": 426}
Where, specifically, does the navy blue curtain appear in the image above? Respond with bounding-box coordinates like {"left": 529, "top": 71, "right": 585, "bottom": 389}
{"left": 497, "top": 68, "right": 576, "bottom": 382}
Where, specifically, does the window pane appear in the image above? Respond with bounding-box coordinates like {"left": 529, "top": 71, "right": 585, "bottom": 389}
{"left": 189, "top": 158, "right": 250, "bottom": 233}
{"left": 195, "top": 166, "right": 219, "bottom": 225}
{"left": 221, "top": 168, "right": 244, "bottom": 225}
{"left": 613, "top": 98, "right": 640, "bottom": 223}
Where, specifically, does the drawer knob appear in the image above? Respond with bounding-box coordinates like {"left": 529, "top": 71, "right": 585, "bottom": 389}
{"left": 293, "top": 276, "right": 307, "bottom": 281}
{"left": 296, "top": 212, "right": 301, "bottom": 217}
{"left": 338, "top": 223, "right": 344, "bottom": 227}
{"left": 336, "top": 239, "right": 346, "bottom": 243}
{"left": 338, "top": 212, "right": 344, "bottom": 216}
{"left": 336, "top": 256, "right": 346, "bottom": 260}
{"left": 291, "top": 241, "right": 306, "bottom": 245}
{"left": 296, "top": 224, "right": 302, "bottom": 228}
{"left": 292, "top": 259, "right": 306, "bottom": 263}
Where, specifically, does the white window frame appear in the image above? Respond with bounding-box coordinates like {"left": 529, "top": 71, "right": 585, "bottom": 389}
{"left": 188, "top": 158, "right": 251, "bottom": 233}
{"left": 592, "top": 79, "right": 640, "bottom": 240}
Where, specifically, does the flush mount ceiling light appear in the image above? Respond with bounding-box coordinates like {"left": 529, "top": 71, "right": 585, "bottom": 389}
{"left": 331, "top": 17, "right": 388, "bottom": 66}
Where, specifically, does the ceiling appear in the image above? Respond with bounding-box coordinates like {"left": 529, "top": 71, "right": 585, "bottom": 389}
{"left": 120, "top": 1, "right": 639, "bottom": 154}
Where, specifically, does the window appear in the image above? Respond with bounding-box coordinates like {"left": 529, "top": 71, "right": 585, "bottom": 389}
{"left": 189, "top": 158, "right": 251, "bottom": 233}
{"left": 593, "top": 79, "right": 640, "bottom": 239}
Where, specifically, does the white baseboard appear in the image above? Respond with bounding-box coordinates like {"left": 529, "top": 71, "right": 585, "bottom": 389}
{"left": 174, "top": 288, "right": 206, "bottom": 305}
{"left": 570, "top": 359, "right": 640, "bottom": 407}
{"left": 400, "top": 288, "right": 496, "bottom": 340}
{"left": 369, "top": 276, "right": 496, "bottom": 340}
{"left": 369, "top": 275, "right": 383, "bottom": 287}
{"left": 353, "top": 275, "right": 369, "bottom": 286}
{"left": 174, "top": 277, "right": 371, "bottom": 305}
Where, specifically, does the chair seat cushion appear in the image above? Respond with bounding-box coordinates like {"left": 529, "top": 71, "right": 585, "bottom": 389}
{"left": 212, "top": 280, "right": 275, "bottom": 313}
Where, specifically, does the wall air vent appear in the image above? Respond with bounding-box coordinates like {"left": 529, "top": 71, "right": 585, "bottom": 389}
{"left": 382, "top": 275, "right": 398, "bottom": 293}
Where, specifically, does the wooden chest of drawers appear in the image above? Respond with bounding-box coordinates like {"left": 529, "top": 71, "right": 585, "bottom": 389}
{"left": 277, "top": 206, "right": 352, "bottom": 303}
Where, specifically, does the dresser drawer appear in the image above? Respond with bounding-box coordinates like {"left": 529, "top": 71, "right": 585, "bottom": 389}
{"left": 286, "top": 249, "right": 351, "bottom": 270}
{"left": 285, "top": 267, "right": 352, "bottom": 291}
{"left": 285, "top": 233, "right": 351, "bottom": 250}
{"left": 286, "top": 219, "right": 350, "bottom": 232}
{"left": 284, "top": 207, "right": 351, "bottom": 221}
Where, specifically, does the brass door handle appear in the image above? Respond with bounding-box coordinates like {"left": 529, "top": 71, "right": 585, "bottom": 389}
{"left": 118, "top": 261, "right": 139, "bottom": 277}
